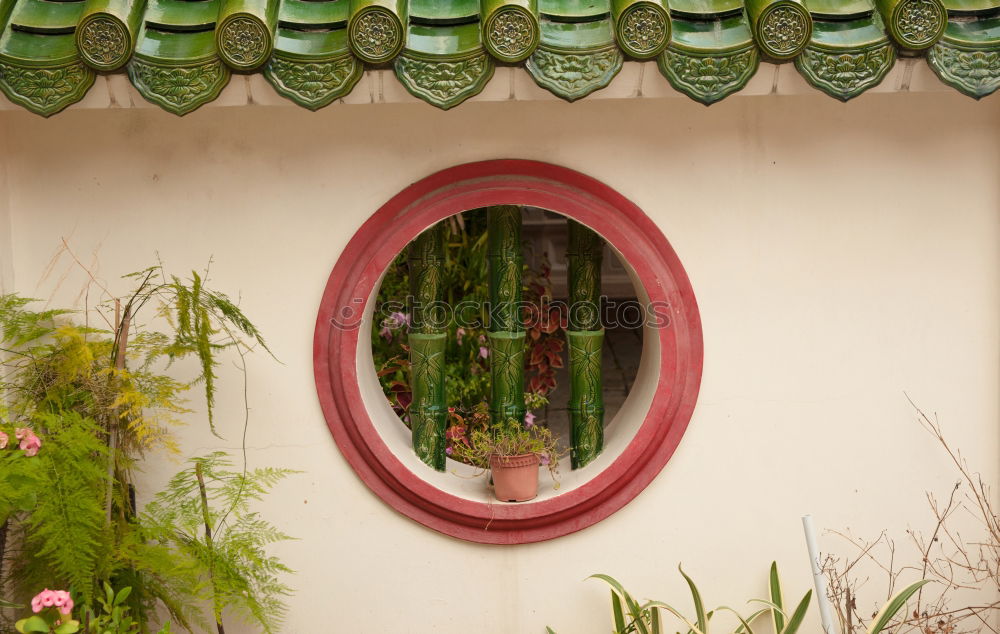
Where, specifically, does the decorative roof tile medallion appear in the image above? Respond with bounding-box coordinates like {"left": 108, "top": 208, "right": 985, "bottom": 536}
{"left": 265, "top": 54, "right": 363, "bottom": 109}
{"left": 349, "top": 5, "right": 405, "bottom": 64}
{"left": 527, "top": 46, "right": 624, "bottom": 100}
{"left": 77, "top": 14, "right": 132, "bottom": 70}
{"left": 218, "top": 16, "right": 272, "bottom": 70}
{"left": 0, "top": 60, "right": 95, "bottom": 116}
{"left": 395, "top": 53, "right": 495, "bottom": 109}
{"left": 614, "top": 1, "right": 671, "bottom": 59}
{"left": 892, "top": 0, "right": 946, "bottom": 48}
{"left": 483, "top": 5, "right": 540, "bottom": 62}
{"left": 796, "top": 43, "right": 895, "bottom": 100}
{"left": 748, "top": 0, "right": 812, "bottom": 59}
{"left": 127, "top": 59, "right": 231, "bottom": 115}
{"left": 660, "top": 47, "right": 759, "bottom": 104}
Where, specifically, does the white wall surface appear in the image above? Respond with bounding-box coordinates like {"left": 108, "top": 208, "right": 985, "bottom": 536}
{"left": 0, "top": 91, "right": 998, "bottom": 633}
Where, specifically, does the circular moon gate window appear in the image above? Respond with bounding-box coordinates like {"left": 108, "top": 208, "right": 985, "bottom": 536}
{"left": 313, "top": 160, "right": 703, "bottom": 544}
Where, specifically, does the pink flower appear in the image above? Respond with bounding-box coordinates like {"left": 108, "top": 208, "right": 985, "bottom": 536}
{"left": 524, "top": 411, "right": 536, "bottom": 428}
{"left": 539, "top": 453, "right": 551, "bottom": 466}
{"left": 445, "top": 447, "right": 453, "bottom": 455}
{"left": 478, "top": 346, "right": 489, "bottom": 359}
{"left": 456, "top": 327, "right": 466, "bottom": 344}
{"left": 30, "top": 589, "right": 74, "bottom": 615}
{"left": 0, "top": 431, "right": 7, "bottom": 449}
{"left": 18, "top": 430, "right": 41, "bottom": 457}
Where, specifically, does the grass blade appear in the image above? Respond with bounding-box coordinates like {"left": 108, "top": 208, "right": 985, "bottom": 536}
{"left": 613, "top": 591, "right": 627, "bottom": 632}
{"left": 643, "top": 601, "right": 705, "bottom": 634}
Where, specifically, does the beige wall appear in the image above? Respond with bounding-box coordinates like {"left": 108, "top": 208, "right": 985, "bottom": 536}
{"left": 1, "top": 92, "right": 998, "bottom": 633}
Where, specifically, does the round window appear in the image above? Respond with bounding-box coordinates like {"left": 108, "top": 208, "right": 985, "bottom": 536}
{"left": 313, "top": 160, "right": 703, "bottom": 544}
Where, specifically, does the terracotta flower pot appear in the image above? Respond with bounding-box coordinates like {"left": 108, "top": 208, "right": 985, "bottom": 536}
{"left": 489, "top": 453, "right": 540, "bottom": 502}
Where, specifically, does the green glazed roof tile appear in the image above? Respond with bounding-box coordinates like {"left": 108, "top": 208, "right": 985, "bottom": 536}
{"left": 539, "top": 0, "right": 610, "bottom": 19}
{"left": 408, "top": 0, "right": 478, "bottom": 20}
{"left": 942, "top": 12, "right": 1000, "bottom": 43}
{"left": 274, "top": 24, "right": 350, "bottom": 56}
{"left": 0, "top": 28, "right": 78, "bottom": 62}
{"left": 9, "top": 0, "right": 85, "bottom": 30}
{"left": 144, "top": 0, "right": 217, "bottom": 29}
{"left": 806, "top": 0, "right": 874, "bottom": 18}
{"left": 134, "top": 27, "right": 216, "bottom": 62}
{"left": 668, "top": 0, "right": 741, "bottom": 17}
{"left": 539, "top": 14, "right": 613, "bottom": 49}
{"left": 670, "top": 13, "right": 752, "bottom": 52}
{"left": 810, "top": 16, "right": 886, "bottom": 49}
{"left": 278, "top": 0, "right": 347, "bottom": 27}
{"left": 942, "top": 0, "right": 1000, "bottom": 13}
{"left": 405, "top": 21, "right": 482, "bottom": 57}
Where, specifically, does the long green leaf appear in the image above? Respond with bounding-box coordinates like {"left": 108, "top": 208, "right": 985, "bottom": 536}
{"left": 590, "top": 575, "right": 641, "bottom": 634}
{"left": 717, "top": 605, "right": 757, "bottom": 634}
{"left": 678, "top": 566, "right": 708, "bottom": 632}
{"left": 781, "top": 591, "right": 811, "bottom": 634}
{"left": 867, "top": 580, "right": 930, "bottom": 634}
{"left": 613, "top": 591, "right": 627, "bottom": 632}
{"left": 643, "top": 601, "right": 705, "bottom": 634}
{"left": 545, "top": 628, "right": 557, "bottom": 634}
{"left": 769, "top": 562, "right": 785, "bottom": 633}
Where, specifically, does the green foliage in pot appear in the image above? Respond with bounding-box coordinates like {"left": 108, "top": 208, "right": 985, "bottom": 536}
{"left": 450, "top": 416, "right": 564, "bottom": 482}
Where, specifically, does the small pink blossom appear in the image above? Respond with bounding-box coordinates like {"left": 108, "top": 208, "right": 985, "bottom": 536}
{"left": 30, "top": 589, "right": 74, "bottom": 615}
{"left": 524, "top": 411, "right": 536, "bottom": 428}
{"left": 539, "top": 453, "right": 551, "bottom": 466}
{"left": 478, "top": 346, "right": 489, "bottom": 359}
{"left": 389, "top": 312, "right": 410, "bottom": 328}
{"left": 445, "top": 447, "right": 454, "bottom": 455}
{"left": 0, "top": 430, "right": 7, "bottom": 449}
{"left": 17, "top": 429, "right": 41, "bottom": 457}
{"left": 456, "top": 327, "right": 466, "bottom": 344}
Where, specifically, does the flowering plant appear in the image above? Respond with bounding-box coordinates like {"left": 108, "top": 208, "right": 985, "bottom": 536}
{"left": 15, "top": 589, "right": 79, "bottom": 633}
{"left": 451, "top": 416, "right": 565, "bottom": 482}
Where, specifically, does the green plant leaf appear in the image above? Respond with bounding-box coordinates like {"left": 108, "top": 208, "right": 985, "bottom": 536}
{"left": 780, "top": 591, "right": 811, "bottom": 634}
{"left": 678, "top": 566, "right": 708, "bottom": 632}
{"left": 16, "top": 615, "right": 52, "bottom": 633}
{"left": 114, "top": 586, "right": 132, "bottom": 606}
{"left": 545, "top": 627, "right": 557, "bottom": 634}
{"left": 53, "top": 620, "right": 81, "bottom": 634}
{"left": 716, "top": 605, "right": 757, "bottom": 634}
{"left": 612, "top": 591, "right": 627, "bottom": 632}
{"left": 643, "top": 601, "right": 704, "bottom": 634}
{"left": 867, "top": 580, "right": 931, "bottom": 634}
{"left": 769, "top": 562, "right": 785, "bottom": 633}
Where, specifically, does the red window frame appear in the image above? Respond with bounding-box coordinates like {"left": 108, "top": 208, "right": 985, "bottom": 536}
{"left": 313, "top": 160, "right": 703, "bottom": 544}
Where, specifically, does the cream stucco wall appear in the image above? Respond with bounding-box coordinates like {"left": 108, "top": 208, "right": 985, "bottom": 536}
{"left": 0, "top": 92, "right": 998, "bottom": 633}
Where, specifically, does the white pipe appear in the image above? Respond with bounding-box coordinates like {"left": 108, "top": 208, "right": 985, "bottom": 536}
{"left": 802, "top": 514, "right": 838, "bottom": 634}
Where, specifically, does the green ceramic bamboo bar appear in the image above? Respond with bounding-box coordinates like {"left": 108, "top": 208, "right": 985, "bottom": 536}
{"left": 567, "top": 220, "right": 602, "bottom": 332}
{"left": 349, "top": 0, "right": 407, "bottom": 64}
{"left": 407, "top": 224, "right": 447, "bottom": 469}
{"left": 481, "top": 0, "right": 540, "bottom": 62}
{"left": 76, "top": 0, "right": 146, "bottom": 70}
{"left": 611, "top": 0, "right": 671, "bottom": 59}
{"left": 409, "top": 333, "right": 448, "bottom": 470}
{"left": 488, "top": 331, "right": 527, "bottom": 426}
{"left": 487, "top": 206, "right": 525, "bottom": 427}
{"left": 487, "top": 205, "right": 523, "bottom": 335}
{"left": 567, "top": 329, "right": 605, "bottom": 468}
{"left": 745, "top": 0, "right": 812, "bottom": 59}
{"left": 875, "top": 0, "right": 946, "bottom": 50}
{"left": 567, "top": 220, "right": 604, "bottom": 468}
{"left": 216, "top": 0, "right": 278, "bottom": 70}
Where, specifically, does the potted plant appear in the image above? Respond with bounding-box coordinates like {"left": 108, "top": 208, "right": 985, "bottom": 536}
{"left": 452, "top": 417, "right": 563, "bottom": 502}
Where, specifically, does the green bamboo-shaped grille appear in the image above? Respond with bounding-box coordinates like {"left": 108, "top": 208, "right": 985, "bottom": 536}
{"left": 487, "top": 206, "right": 526, "bottom": 428}
{"left": 407, "top": 223, "right": 448, "bottom": 470}
{"left": 567, "top": 220, "right": 605, "bottom": 469}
